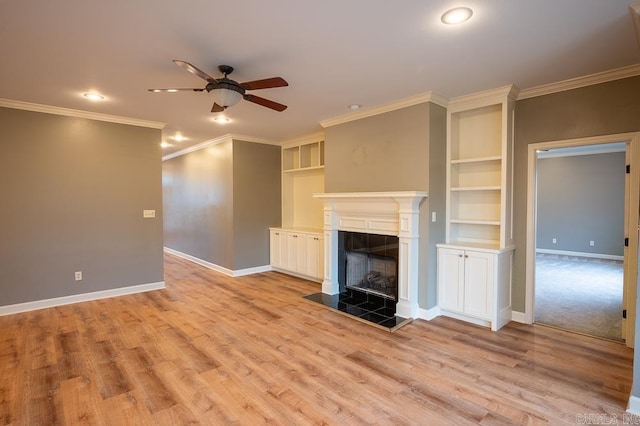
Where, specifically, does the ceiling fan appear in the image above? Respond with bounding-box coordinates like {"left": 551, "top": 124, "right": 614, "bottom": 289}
{"left": 148, "top": 60, "right": 288, "bottom": 112}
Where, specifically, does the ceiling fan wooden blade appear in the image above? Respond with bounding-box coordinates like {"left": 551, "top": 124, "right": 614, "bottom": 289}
{"left": 240, "top": 77, "right": 288, "bottom": 90}
{"left": 211, "top": 103, "right": 225, "bottom": 113}
{"left": 243, "top": 94, "right": 287, "bottom": 111}
{"left": 147, "top": 88, "right": 205, "bottom": 92}
{"left": 173, "top": 60, "right": 217, "bottom": 83}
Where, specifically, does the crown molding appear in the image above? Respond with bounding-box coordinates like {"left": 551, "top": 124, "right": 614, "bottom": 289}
{"left": 281, "top": 131, "right": 325, "bottom": 148}
{"left": 228, "top": 134, "right": 279, "bottom": 145}
{"left": 319, "top": 91, "right": 449, "bottom": 128}
{"left": 162, "top": 134, "right": 233, "bottom": 161}
{"left": 448, "top": 84, "right": 520, "bottom": 112}
{"left": 0, "top": 98, "right": 165, "bottom": 129}
{"left": 518, "top": 64, "right": 640, "bottom": 100}
{"left": 161, "top": 133, "right": 277, "bottom": 161}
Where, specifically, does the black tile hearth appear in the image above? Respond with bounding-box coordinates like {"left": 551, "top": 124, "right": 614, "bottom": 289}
{"left": 303, "top": 291, "right": 411, "bottom": 332}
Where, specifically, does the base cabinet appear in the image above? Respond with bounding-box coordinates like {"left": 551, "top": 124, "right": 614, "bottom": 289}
{"left": 437, "top": 245, "right": 512, "bottom": 331}
{"left": 270, "top": 228, "right": 323, "bottom": 281}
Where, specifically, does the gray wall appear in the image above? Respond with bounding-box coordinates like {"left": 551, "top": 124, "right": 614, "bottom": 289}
{"left": 324, "top": 102, "right": 444, "bottom": 309}
{"left": 514, "top": 76, "right": 640, "bottom": 312}
{"left": 324, "top": 103, "right": 430, "bottom": 192}
{"left": 0, "top": 107, "right": 164, "bottom": 306}
{"left": 163, "top": 140, "right": 234, "bottom": 268}
{"left": 536, "top": 152, "right": 625, "bottom": 256}
{"left": 162, "top": 139, "right": 280, "bottom": 271}
{"left": 425, "top": 104, "right": 447, "bottom": 308}
{"left": 232, "top": 140, "right": 282, "bottom": 270}
{"left": 513, "top": 76, "right": 640, "bottom": 404}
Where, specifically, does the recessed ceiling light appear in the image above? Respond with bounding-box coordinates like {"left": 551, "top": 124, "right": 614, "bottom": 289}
{"left": 83, "top": 93, "right": 104, "bottom": 101}
{"left": 160, "top": 141, "right": 171, "bottom": 148}
{"left": 213, "top": 116, "right": 231, "bottom": 124}
{"left": 171, "top": 134, "right": 186, "bottom": 142}
{"left": 349, "top": 104, "right": 362, "bottom": 111}
{"left": 441, "top": 7, "right": 473, "bottom": 24}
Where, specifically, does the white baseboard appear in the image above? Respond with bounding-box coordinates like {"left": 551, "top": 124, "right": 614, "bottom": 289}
{"left": 418, "top": 305, "right": 441, "bottom": 321}
{"left": 536, "top": 248, "right": 623, "bottom": 261}
{"left": 0, "top": 281, "right": 165, "bottom": 316}
{"left": 628, "top": 395, "right": 640, "bottom": 416}
{"left": 511, "top": 310, "right": 530, "bottom": 324}
{"left": 164, "top": 247, "right": 271, "bottom": 277}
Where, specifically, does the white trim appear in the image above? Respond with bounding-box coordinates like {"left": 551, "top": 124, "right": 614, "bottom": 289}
{"left": 418, "top": 305, "right": 441, "bottom": 321}
{"left": 162, "top": 133, "right": 277, "bottom": 161}
{"left": 439, "top": 309, "right": 492, "bottom": 328}
{"left": 518, "top": 64, "right": 640, "bottom": 100}
{"left": 164, "top": 247, "right": 270, "bottom": 277}
{"left": 319, "top": 91, "right": 448, "bottom": 128}
{"left": 510, "top": 311, "right": 529, "bottom": 324}
{"left": 281, "top": 131, "right": 325, "bottom": 148}
{"left": 0, "top": 281, "right": 165, "bottom": 316}
{"left": 525, "top": 133, "right": 640, "bottom": 332}
{"left": 628, "top": 395, "right": 640, "bottom": 416}
{"left": 448, "top": 84, "right": 520, "bottom": 112}
{"left": 536, "top": 142, "right": 626, "bottom": 159}
{"left": 536, "top": 248, "right": 623, "bottom": 261}
{"left": 0, "top": 98, "right": 165, "bottom": 129}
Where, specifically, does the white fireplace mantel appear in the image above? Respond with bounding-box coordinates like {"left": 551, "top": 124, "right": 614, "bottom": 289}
{"left": 313, "top": 191, "right": 428, "bottom": 319}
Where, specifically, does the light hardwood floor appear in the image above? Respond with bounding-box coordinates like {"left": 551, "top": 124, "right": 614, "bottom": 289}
{"left": 0, "top": 253, "right": 634, "bottom": 425}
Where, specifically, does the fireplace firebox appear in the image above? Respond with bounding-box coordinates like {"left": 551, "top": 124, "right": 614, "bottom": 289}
{"left": 339, "top": 231, "right": 399, "bottom": 300}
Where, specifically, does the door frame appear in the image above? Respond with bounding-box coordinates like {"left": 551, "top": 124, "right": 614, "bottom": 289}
{"left": 525, "top": 132, "right": 640, "bottom": 347}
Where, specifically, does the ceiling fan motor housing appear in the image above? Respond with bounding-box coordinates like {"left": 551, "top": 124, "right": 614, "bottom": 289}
{"left": 205, "top": 79, "right": 246, "bottom": 96}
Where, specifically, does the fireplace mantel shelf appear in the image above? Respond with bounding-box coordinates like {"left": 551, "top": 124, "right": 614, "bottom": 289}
{"left": 314, "top": 191, "right": 428, "bottom": 200}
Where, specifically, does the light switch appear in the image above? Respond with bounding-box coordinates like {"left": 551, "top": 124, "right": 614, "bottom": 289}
{"left": 143, "top": 209, "right": 156, "bottom": 218}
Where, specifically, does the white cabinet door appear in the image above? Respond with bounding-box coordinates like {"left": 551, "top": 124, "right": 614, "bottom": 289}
{"left": 286, "top": 232, "right": 306, "bottom": 274}
{"left": 437, "top": 248, "right": 465, "bottom": 313}
{"left": 270, "top": 229, "right": 286, "bottom": 269}
{"left": 305, "top": 234, "right": 324, "bottom": 280}
{"left": 463, "top": 251, "right": 494, "bottom": 320}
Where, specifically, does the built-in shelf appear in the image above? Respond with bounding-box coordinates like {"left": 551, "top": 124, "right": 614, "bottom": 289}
{"left": 439, "top": 85, "right": 518, "bottom": 331}
{"left": 451, "top": 155, "right": 501, "bottom": 164}
{"left": 281, "top": 137, "right": 325, "bottom": 231}
{"left": 283, "top": 140, "right": 324, "bottom": 172}
{"left": 451, "top": 186, "right": 501, "bottom": 191}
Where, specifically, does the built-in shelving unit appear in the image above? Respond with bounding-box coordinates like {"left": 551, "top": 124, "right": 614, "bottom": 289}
{"left": 283, "top": 140, "right": 324, "bottom": 172}
{"left": 281, "top": 136, "right": 325, "bottom": 230}
{"left": 445, "top": 88, "right": 517, "bottom": 249}
{"left": 273, "top": 135, "right": 325, "bottom": 280}
{"left": 437, "top": 85, "right": 518, "bottom": 331}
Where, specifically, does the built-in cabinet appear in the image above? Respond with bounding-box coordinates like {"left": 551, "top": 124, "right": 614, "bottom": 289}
{"left": 437, "top": 246, "right": 512, "bottom": 331}
{"left": 270, "top": 228, "right": 323, "bottom": 281}
{"left": 438, "top": 85, "right": 518, "bottom": 331}
{"left": 270, "top": 135, "right": 325, "bottom": 282}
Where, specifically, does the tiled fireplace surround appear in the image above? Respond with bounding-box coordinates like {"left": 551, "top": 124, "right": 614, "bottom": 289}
{"left": 314, "top": 192, "right": 428, "bottom": 319}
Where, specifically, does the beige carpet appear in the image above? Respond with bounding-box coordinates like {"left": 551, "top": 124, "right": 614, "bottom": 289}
{"left": 534, "top": 253, "right": 623, "bottom": 341}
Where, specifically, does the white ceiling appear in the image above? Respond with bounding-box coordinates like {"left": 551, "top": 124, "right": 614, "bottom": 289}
{"left": 1, "top": 0, "right": 639, "bottom": 155}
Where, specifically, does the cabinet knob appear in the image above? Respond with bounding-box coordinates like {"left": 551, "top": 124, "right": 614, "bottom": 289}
{"left": 465, "top": 255, "right": 469, "bottom": 258}
{"left": 459, "top": 254, "right": 463, "bottom": 258}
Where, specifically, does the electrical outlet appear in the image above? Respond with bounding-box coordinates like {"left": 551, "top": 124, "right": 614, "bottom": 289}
{"left": 431, "top": 212, "right": 436, "bottom": 222}
{"left": 552, "top": 238, "right": 556, "bottom": 244}
{"left": 75, "top": 271, "right": 82, "bottom": 281}
{"left": 143, "top": 209, "right": 155, "bottom": 218}
{"left": 590, "top": 240, "right": 595, "bottom": 246}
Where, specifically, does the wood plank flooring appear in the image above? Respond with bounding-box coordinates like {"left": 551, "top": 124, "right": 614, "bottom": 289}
{"left": 0, "top": 252, "right": 634, "bottom": 425}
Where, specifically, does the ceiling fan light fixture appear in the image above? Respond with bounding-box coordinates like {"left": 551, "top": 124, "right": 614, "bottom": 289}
{"left": 441, "top": 7, "right": 473, "bottom": 24}
{"left": 212, "top": 88, "right": 243, "bottom": 107}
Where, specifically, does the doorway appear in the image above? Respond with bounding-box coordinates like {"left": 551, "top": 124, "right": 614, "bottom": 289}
{"left": 533, "top": 143, "right": 625, "bottom": 340}
{"left": 525, "top": 133, "right": 640, "bottom": 348}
